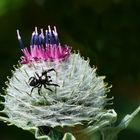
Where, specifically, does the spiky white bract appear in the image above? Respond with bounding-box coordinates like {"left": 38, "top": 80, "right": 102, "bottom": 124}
{"left": 1, "top": 26, "right": 140, "bottom": 140}
{"left": 1, "top": 52, "right": 114, "bottom": 131}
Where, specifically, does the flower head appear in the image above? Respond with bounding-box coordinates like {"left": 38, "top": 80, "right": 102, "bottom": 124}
{"left": 0, "top": 26, "right": 116, "bottom": 139}
{"left": 18, "top": 26, "right": 71, "bottom": 64}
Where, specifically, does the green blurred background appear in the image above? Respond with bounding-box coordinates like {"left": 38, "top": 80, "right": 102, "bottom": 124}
{"left": 0, "top": 0, "right": 140, "bottom": 139}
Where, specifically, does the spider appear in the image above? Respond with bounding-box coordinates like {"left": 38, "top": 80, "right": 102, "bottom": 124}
{"left": 28, "top": 68, "right": 59, "bottom": 95}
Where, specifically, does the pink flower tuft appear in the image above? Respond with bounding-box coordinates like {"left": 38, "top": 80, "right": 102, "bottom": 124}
{"left": 17, "top": 26, "right": 71, "bottom": 64}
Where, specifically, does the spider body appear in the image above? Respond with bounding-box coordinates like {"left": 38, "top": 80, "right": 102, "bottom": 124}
{"left": 29, "top": 68, "right": 59, "bottom": 95}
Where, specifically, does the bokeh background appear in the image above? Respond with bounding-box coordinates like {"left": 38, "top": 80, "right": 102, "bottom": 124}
{"left": 0, "top": 0, "right": 140, "bottom": 139}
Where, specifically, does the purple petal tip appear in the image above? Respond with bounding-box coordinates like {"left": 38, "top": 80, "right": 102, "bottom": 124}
{"left": 17, "top": 26, "right": 71, "bottom": 64}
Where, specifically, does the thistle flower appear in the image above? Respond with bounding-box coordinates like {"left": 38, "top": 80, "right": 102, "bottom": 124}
{"left": 0, "top": 26, "right": 139, "bottom": 140}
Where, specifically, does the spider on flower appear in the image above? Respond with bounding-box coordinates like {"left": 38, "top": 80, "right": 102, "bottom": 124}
{"left": 28, "top": 68, "right": 59, "bottom": 95}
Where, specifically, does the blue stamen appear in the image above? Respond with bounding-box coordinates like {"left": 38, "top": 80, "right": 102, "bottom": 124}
{"left": 34, "top": 34, "right": 39, "bottom": 45}
{"left": 45, "top": 30, "right": 49, "bottom": 45}
{"left": 53, "top": 26, "right": 59, "bottom": 46}
{"left": 33, "top": 27, "right": 40, "bottom": 46}
{"left": 16, "top": 30, "right": 24, "bottom": 49}
{"left": 39, "top": 34, "right": 44, "bottom": 45}
{"left": 45, "top": 26, "right": 60, "bottom": 46}
{"left": 48, "top": 26, "right": 54, "bottom": 45}
{"left": 53, "top": 34, "right": 59, "bottom": 46}
{"left": 55, "top": 37, "right": 59, "bottom": 46}
{"left": 38, "top": 29, "right": 45, "bottom": 46}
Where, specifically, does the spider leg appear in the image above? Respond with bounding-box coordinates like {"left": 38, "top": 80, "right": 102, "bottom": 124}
{"left": 35, "top": 72, "right": 40, "bottom": 79}
{"left": 48, "top": 79, "right": 52, "bottom": 82}
{"left": 38, "top": 84, "right": 42, "bottom": 95}
{"left": 28, "top": 77, "right": 35, "bottom": 83}
{"left": 30, "top": 83, "right": 40, "bottom": 94}
{"left": 47, "top": 83, "right": 60, "bottom": 87}
{"left": 45, "top": 76, "right": 51, "bottom": 82}
{"left": 31, "top": 87, "right": 35, "bottom": 93}
{"left": 42, "top": 69, "right": 56, "bottom": 76}
{"left": 28, "top": 77, "right": 34, "bottom": 81}
{"left": 47, "top": 68, "right": 56, "bottom": 73}
{"left": 44, "top": 84, "right": 53, "bottom": 92}
{"left": 47, "top": 83, "right": 59, "bottom": 94}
